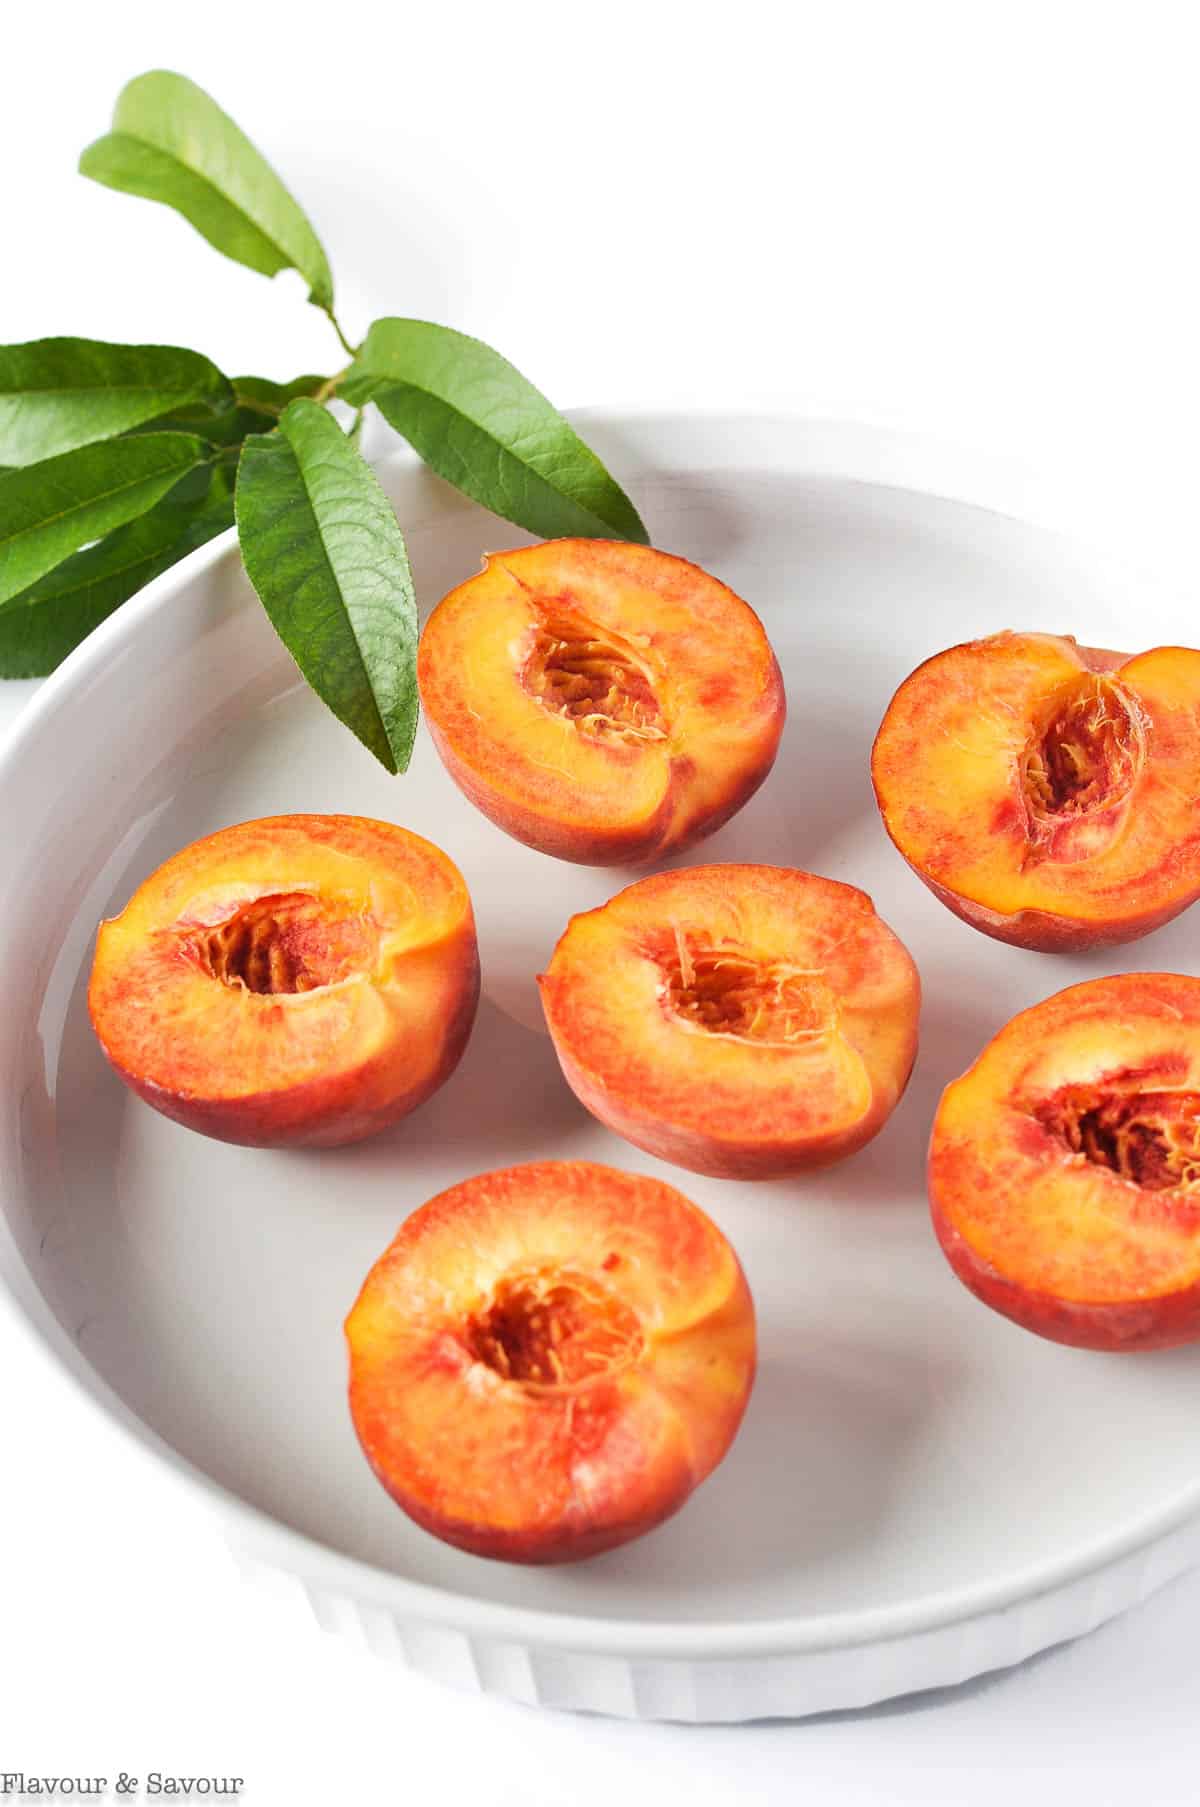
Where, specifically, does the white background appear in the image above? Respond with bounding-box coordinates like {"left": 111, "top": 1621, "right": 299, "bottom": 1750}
{"left": 3, "top": 2, "right": 1200, "bottom": 1800}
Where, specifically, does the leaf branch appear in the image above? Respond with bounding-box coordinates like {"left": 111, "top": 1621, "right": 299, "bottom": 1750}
{"left": 322, "top": 308, "right": 359, "bottom": 359}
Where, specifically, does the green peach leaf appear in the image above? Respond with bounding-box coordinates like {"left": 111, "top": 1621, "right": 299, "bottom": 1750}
{"left": 80, "top": 71, "right": 334, "bottom": 308}
{"left": 0, "top": 337, "right": 232, "bottom": 467}
{"left": 235, "top": 400, "right": 418, "bottom": 772}
{"left": 341, "top": 318, "right": 648, "bottom": 543}
{"left": 0, "top": 432, "right": 212, "bottom": 607}
{"left": 0, "top": 461, "right": 235, "bottom": 676}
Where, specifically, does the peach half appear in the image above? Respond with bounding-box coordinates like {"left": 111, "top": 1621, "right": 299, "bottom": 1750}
{"left": 345, "top": 1160, "right": 755, "bottom": 1562}
{"left": 416, "top": 539, "right": 785, "bottom": 865}
{"left": 872, "top": 631, "right": 1200, "bottom": 952}
{"left": 929, "top": 973, "right": 1200, "bottom": 1351}
{"left": 88, "top": 814, "right": 479, "bottom": 1148}
{"left": 539, "top": 865, "right": 921, "bottom": 1179}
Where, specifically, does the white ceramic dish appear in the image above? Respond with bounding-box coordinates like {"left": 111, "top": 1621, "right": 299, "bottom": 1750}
{"left": 3, "top": 412, "right": 1200, "bottom": 1723}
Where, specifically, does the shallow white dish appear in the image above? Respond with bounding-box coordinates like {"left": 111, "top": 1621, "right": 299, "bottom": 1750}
{"left": 3, "top": 412, "right": 1200, "bottom": 1723}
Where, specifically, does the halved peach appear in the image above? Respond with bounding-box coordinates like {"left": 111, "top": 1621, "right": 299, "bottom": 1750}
{"left": 872, "top": 631, "right": 1200, "bottom": 951}
{"left": 539, "top": 865, "right": 921, "bottom": 1179}
{"left": 345, "top": 1160, "right": 755, "bottom": 1562}
{"left": 929, "top": 973, "right": 1200, "bottom": 1350}
{"left": 416, "top": 539, "right": 785, "bottom": 865}
{"left": 88, "top": 814, "right": 479, "bottom": 1148}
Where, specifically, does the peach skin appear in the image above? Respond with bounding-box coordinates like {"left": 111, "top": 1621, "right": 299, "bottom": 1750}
{"left": 345, "top": 1160, "right": 756, "bottom": 1562}
{"left": 539, "top": 864, "right": 921, "bottom": 1179}
{"left": 88, "top": 814, "right": 479, "bottom": 1148}
{"left": 929, "top": 973, "right": 1200, "bottom": 1351}
{"left": 872, "top": 631, "right": 1200, "bottom": 952}
{"left": 417, "top": 538, "right": 785, "bottom": 865}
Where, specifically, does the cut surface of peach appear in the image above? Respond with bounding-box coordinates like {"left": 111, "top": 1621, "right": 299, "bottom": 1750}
{"left": 872, "top": 631, "right": 1200, "bottom": 950}
{"left": 929, "top": 973, "right": 1200, "bottom": 1350}
{"left": 88, "top": 814, "right": 479, "bottom": 1148}
{"left": 345, "top": 1160, "right": 756, "bottom": 1562}
{"left": 417, "top": 539, "right": 785, "bottom": 865}
{"left": 539, "top": 865, "right": 921, "bottom": 1179}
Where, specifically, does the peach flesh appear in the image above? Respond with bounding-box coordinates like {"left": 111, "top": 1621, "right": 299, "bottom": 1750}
{"left": 524, "top": 614, "right": 666, "bottom": 743}
{"left": 871, "top": 633, "right": 1200, "bottom": 951}
{"left": 929, "top": 973, "right": 1200, "bottom": 1350}
{"left": 1033, "top": 1084, "right": 1200, "bottom": 1192}
{"left": 345, "top": 1160, "right": 756, "bottom": 1562}
{"left": 416, "top": 539, "right": 786, "bottom": 866}
{"left": 466, "top": 1265, "right": 646, "bottom": 1387}
{"left": 188, "top": 890, "right": 379, "bottom": 994}
{"left": 1024, "top": 677, "right": 1140, "bottom": 824}
{"left": 539, "top": 864, "right": 921, "bottom": 1180}
{"left": 88, "top": 815, "right": 479, "bottom": 1148}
